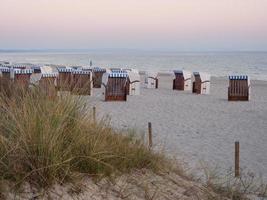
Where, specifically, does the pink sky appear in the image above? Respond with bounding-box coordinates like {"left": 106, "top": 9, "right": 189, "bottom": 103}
{"left": 1, "top": 0, "right": 267, "bottom": 50}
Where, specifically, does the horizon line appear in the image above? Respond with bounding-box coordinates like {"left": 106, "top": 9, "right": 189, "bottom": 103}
{"left": 1, "top": 48, "right": 267, "bottom": 53}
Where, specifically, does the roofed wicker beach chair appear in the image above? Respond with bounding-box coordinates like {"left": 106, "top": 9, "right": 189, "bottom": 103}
{"left": 39, "top": 73, "right": 58, "bottom": 98}
{"left": 173, "top": 70, "right": 192, "bottom": 91}
{"left": 13, "top": 68, "right": 33, "bottom": 90}
{"left": 57, "top": 67, "right": 74, "bottom": 91}
{"left": 192, "top": 72, "right": 211, "bottom": 94}
{"left": 0, "top": 67, "right": 12, "bottom": 94}
{"left": 71, "top": 70, "right": 92, "bottom": 95}
{"left": 145, "top": 71, "right": 158, "bottom": 89}
{"left": 38, "top": 66, "right": 58, "bottom": 98}
{"left": 102, "top": 69, "right": 128, "bottom": 101}
{"left": 92, "top": 67, "right": 106, "bottom": 88}
{"left": 125, "top": 69, "right": 141, "bottom": 95}
{"left": 228, "top": 75, "right": 250, "bottom": 101}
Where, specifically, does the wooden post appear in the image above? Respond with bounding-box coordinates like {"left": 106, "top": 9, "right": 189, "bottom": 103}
{"left": 235, "top": 141, "right": 240, "bottom": 177}
{"left": 93, "top": 106, "right": 96, "bottom": 123}
{"left": 148, "top": 122, "right": 152, "bottom": 149}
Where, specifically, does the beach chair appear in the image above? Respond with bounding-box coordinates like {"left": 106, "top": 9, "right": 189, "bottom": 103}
{"left": 38, "top": 66, "right": 58, "bottom": 98}
{"left": 228, "top": 76, "right": 250, "bottom": 101}
{"left": 192, "top": 72, "right": 210, "bottom": 94}
{"left": 71, "top": 70, "right": 92, "bottom": 95}
{"left": 125, "top": 69, "right": 141, "bottom": 95}
{"left": 57, "top": 67, "right": 73, "bottom": 91}
{"left": 13, "top": 69, "right": 33, "bottom": 90}
{"left": 102, "top": 70, "right": 128, "bottom": 101}
{"left": 39, "top": 73, "right": 58, "bottom": 98}
{"left": 0, "top": 67, "right": 12, "bottom": 94}
{"left": 0, "top": 70, "right": 3, "bottom": 93}
{"left": 92, "top": 67, "right": 106, "bottom": 88}
{"left": 145, "top": 71, "right": 158, "bottom": 89}
{"left": 173, "top": 70, "right": 192, "bottom": 91}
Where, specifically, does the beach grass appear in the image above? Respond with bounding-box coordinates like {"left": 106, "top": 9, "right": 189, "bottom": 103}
{"left": 0, "top": 84, "right": 266, "bottom": 199}
{"left": 0, "top": 84, "right": 165, "bottom": 189}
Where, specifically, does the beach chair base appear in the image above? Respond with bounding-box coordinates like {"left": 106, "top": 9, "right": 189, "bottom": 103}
{"left": 228, "top": 95, "right": 249, "bottom": 101}
{"left": 105, "top": 95, "right": 127, "bottom": 101}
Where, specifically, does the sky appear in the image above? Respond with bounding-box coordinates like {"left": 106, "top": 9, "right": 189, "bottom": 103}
{"left": 0, "top": 0, "right": 267, "bottom": 51}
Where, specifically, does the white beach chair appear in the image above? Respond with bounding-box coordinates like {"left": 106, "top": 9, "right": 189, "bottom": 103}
{"left": 173, "top": 70, "right": 192, "bottom": 91}
{"left": 125, "top": 69, "right": 141, "bottom": 95}
{"left": 192, "top": 72, "right": 211, "bottom": 94}
{"left": 145, "top": 71, "right": 158, "bottom": 89}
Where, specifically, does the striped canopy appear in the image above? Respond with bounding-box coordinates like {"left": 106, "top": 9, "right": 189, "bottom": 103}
{"left": 42, "top": 73, "right": 58, "bottom": 78}
{"left": 0, "top": 67, "right": 11, "bottom": 72}
{"left": 58, "top": 67, "right": 73, "bottom": 73}
{"left": 72, "top": 70, "right": 91, "bottom": 75}
{"left": 11, "top": 64, "right": 27, "bottom": 69}
{"left": 229, "top": 75, "right": 248, "bottom": 80}
{"left": 93, "top": 67, "right": 106, "bottom": 72}
{"left": 14, "top": 69, "right": 33, "bottom": 74}
{"left": 109, "top": 72, "right": 128, "bottom": 78}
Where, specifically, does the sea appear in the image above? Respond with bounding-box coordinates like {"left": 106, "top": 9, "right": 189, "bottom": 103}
{"left": 1, "top": 50, "right": 267, "bottom": 80}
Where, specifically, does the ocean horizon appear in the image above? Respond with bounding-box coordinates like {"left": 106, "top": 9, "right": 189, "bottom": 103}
{"left": 1, "top": 50, "right": 267, "bottom": 80}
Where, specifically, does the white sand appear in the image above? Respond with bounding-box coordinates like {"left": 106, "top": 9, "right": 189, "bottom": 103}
{"left": 89, "top": 75, "right": 267, "bottom": 180}
{"left": 5, "top": 170, "right": 223, "bottom": 200}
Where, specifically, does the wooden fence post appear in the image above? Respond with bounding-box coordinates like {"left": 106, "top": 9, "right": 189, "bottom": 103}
{"left": 93, "top": 106, "right": 96, "bottom": 123}
{"left": 235, "top": 141, "right": 240, "bottom": 177}
{"left": 148, "top": 122, "right": 152, "bottom": 149}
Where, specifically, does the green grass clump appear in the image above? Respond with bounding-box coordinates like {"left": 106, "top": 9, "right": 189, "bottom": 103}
{"left": 0, "top": 85, "right": 164, "bottom": 188}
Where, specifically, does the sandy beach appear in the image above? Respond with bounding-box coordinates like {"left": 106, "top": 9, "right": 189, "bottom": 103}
{"left": 89, "top": 75, "right": 267, "bottom": 180}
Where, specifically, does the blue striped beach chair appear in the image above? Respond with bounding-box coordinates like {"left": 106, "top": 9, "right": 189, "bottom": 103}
{"left": 39, "top": 73, "right": 58, "bottom": 98}
{"left": 102, "top": 70, "right": 128, "bottom": 101}
{"left": 57, "top": 67, "right": 74, "bottom": 91}
{"left": 13, "top": 69, "right": 33, "bottom": 90}
{"left": 71, "top": 70, "right": 92, "bottom": 95}
{"left": 228, "top": 75, "right": 250, "bottom": 101}
{"left": 0, "top": 67, "right": 12, "bottom": 93}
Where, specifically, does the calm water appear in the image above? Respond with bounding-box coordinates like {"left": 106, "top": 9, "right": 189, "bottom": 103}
{"left": 1, "top": 50, "right": 267, "bottom": 80}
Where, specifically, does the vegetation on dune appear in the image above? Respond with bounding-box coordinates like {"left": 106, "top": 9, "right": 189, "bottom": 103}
{"left": 0, "top": 85, "right": 164, "bottom": 189}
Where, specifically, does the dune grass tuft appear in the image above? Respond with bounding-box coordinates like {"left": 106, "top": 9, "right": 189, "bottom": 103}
{"left": 0, "top": 85, "right": 164, "bottom": 188}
